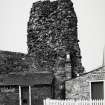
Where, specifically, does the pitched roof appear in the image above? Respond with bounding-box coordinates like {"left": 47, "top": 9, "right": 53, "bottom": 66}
{"left": 0, "top": 72, "right": 53, "bottom": 85}
{"left": 65, "top": 66, "right": 105, "bottom": 81}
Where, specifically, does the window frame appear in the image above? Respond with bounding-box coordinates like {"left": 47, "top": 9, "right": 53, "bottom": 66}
{"left": 90, "top": 80, "right": 105, "bottom": 100}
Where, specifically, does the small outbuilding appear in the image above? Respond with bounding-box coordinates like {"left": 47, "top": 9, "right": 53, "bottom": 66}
{"left": 0, "top": 72, "right": 54, "bottom": 105}
{"left": 66, "top": 66, "right": 105, "bottom": 100}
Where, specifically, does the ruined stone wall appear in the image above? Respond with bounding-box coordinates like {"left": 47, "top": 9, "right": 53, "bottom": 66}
{"left": 0, "top": 51, "right": 26, "bottom": 74}
{"left": 66, "top": 67, "right": 105, "bottom": 100}
{"left": 27, "top": 0, "right": 84, "bottom": 77}
{"left": 0, "top": 51, "right": 40, "bottom": 74}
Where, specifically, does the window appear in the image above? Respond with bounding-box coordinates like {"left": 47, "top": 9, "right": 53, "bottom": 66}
{"left": 0, "top": 85, "right": 19, "bottom": 105}
{"left": 91, "top": 81, "right": 104, "bottom": 100}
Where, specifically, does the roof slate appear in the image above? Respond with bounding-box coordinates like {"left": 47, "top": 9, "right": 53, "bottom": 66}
{"left": 0, "top": 72, "right": 53, "bottom": 85}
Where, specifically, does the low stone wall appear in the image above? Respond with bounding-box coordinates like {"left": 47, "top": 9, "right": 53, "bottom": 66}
{"left": 66, "top": 67, "right": 105, "bottom": 100}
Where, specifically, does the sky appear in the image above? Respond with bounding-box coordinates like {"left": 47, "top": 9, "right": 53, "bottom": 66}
{"left": 0, "top": 0, "right": 105, "bottom": 72}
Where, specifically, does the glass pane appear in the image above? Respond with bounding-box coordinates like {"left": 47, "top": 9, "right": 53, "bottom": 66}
{"left": 0, "top": 85, "right": 19, "bottom": 105}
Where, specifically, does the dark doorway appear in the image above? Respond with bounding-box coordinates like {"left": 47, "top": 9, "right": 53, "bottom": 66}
{"left": 31, "top": 85, "right": 52, "bottom": 105}
{"left": 21, "top": 87, "right": 29, "bottom": 105}
{"left": 91, "top": 81, "right": 104, "bottom": 100}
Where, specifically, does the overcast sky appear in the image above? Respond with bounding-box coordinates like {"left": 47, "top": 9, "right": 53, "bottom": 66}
{"left": 0, "top": 0, "right": 105, "bottom": 72}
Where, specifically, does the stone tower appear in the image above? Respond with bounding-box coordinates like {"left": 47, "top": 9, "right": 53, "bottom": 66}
{"left": 27, "top": 0, "right": 84, "bottom": 99}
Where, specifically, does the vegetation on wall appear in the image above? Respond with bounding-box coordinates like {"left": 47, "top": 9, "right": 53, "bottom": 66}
{"left": 0, "top": 51, "right": 39, "bottom": 74}
{"left": 27, "top": 0, "right": 84, "bottom": 77}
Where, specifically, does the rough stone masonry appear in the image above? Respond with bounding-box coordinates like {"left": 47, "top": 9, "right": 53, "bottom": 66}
{"left": 27, "top": 0, "right": 84, "bottom": 99}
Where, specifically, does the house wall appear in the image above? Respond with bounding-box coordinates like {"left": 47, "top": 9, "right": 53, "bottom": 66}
{"left": 66, "top": 67, "right": 105, "bottom": 100}
{"left": 0, "top": 72, "right": 53, "bottom": 105}
{"left": 0, "top": 85, "right": 53, "bottom": 105}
